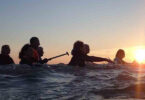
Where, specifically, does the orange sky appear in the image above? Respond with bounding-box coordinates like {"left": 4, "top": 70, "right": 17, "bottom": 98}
{"left": 0, "top": 0, "right": 145, "bottom": 64}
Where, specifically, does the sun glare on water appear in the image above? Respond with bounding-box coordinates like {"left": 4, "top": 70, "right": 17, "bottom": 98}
{"left": 134, "top": 49, "right": 145, "bottom": 63}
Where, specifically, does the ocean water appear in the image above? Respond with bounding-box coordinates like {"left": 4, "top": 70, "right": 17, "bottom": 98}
{"left": 0, "top": 63, "right": 145, "bottom": 100}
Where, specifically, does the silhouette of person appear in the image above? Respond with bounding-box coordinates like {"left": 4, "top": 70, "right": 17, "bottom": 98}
{"left": 114, "top": 49, "right": 128, "bottom": 64}
{"left": 68, "top": 41, "right": 85, "bottom": 67}
{"left": 37, "top": 47, "right": 50, "bottom": 64}
{"left": 19, "top": 44, "right": 35, "bottom": 65}
{"left": 68, "top": 41, "right": 113, "bottom": 67}
{"left": 30, "top": 37, "right": 40, "bottom": 62}
{"left": 0, "top": 45, "right": 14, "bottom": 65}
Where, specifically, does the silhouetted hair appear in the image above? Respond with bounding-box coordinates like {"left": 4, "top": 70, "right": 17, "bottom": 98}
{"left": 19, "top": 44, "right": 31, "bottom": 59}
{"left": 71, "top": 41, "right": 84, "bottom": 55}
{"left": 84, "top": 44, "right": 90, "bottom": 54}
{"left": 30, "top": 37, "right": 39, "bottom": 44}
{"left": 73, "top": 41, "right": 84, "bottom": 50}
{"left": 1, "top": 45, "right": 10, "bottom": 54}
{"left": 115, "top": 49, "right": 125, "bottom": 58}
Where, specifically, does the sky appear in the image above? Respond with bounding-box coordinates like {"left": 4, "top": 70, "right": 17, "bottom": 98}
{"left": 0, "top": 0, "right": 145, "bottom": 64}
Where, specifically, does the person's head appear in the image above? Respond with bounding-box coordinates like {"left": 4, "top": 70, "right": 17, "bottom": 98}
{"left": 115, "top": 49, "right": 125, "bottom": 59}
{"left": 37, "top": 47, "right": 44, "bottom": 57}
{"left": 71, "top": 41, "right": 84, "bottom": 55}
{"left": 73, "top": 41, "right": 84, "bottom": 51}
{"left": 30, "top": 37, "right": 40, "bottom": 49}
{"left": 19, "top": 44, "right": 33, "bottom": 59}
{"left": 83, "top": 44, "right": 90, "bottom": 55}
{"left": 1, "top": 45, "right": 10, "bottom": 55}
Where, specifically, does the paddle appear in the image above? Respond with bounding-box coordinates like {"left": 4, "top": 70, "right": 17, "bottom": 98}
{"left": 47, "top": 52, "right": 69, "bottom": 61}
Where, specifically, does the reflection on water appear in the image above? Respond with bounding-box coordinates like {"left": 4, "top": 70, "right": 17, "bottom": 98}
{"left": 0, "top": 64, "right": 145, "bottom": 99}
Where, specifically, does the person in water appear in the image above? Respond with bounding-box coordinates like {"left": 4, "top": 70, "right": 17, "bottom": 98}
{"left": 37, "top": 47, "right": 50, "bottom": 64}
{"left": 30, "top": 37, "right": 40, "bottom": 62}
{"left": 19, "top": 44, "right": 36, "bottom": 65}
{"left": 114, "top": 49, "right": 128, "bottom": 64}
{"left": 83, "top": 44, "right": 113, "bottom": 63}
{"left": 0, "top": 45, "right": 14, "bottom": 65}
{"left": 68, "top": 41, "right": 85, "bottom": 67}
{"left": 68, "top": 41, "right": 113, "bottom": 67}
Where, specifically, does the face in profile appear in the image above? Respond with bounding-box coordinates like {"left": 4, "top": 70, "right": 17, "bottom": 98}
{"left": 30, "top": 37, "right": 40, "bottom": 49}
{"left": 32, "top": 39, "right": 40, "bottom": 49}
{"left": 37, "top": 47, "right": 44, "bottom": 57}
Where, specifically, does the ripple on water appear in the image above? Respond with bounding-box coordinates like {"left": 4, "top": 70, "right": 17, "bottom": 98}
{"left": 0, "top": 64, "right": 144, "bottom": 99}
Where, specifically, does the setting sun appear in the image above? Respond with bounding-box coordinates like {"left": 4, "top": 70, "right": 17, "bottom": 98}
{"left": 134, "top": 49, "right": 145, "bottom": 63}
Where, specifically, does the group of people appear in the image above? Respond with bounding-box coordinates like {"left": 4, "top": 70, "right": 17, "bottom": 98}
{"left": 0, "top": 37, "right": 129, "bottom": 66}
{"left": 0, "top": 37, "right": 50, "bottom": 65}
{"left": 68, "top": 41, "right": 130, "bottom": 67}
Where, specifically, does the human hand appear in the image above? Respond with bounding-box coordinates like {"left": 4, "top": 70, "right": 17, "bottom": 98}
{"left": 43, "top": 58, "right": 49, "bottom": 63}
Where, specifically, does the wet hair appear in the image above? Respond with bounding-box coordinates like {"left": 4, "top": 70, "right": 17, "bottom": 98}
{"left": 19, "top": 44, "right": 31, "bottom": 59}
{"left": 1, "top": 45, "right": 10, "bottom": 54}
{"left": 115, "top": 49, "right": 125, "bottom": 59}
{"left": 30, "top": 37, "right": 39, "bottom": 44}
{"left": 73, "top": 41, "right": 84, "bottom": 50}
{"left": 71, "top": 41, "right": 84, "bottom": 55}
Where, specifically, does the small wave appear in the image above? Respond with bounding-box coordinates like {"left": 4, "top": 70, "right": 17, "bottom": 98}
{"left": 0, "top": 64, "right": 145, "bottom": 99}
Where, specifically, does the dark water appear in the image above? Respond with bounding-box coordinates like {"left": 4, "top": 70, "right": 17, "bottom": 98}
{"left": 0, "top": 64, "right": 145, "bottom": 100}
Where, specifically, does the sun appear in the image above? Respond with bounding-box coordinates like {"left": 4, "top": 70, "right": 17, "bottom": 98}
{"left": 134, "top": 49, "right": 145, "bottom": 63}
